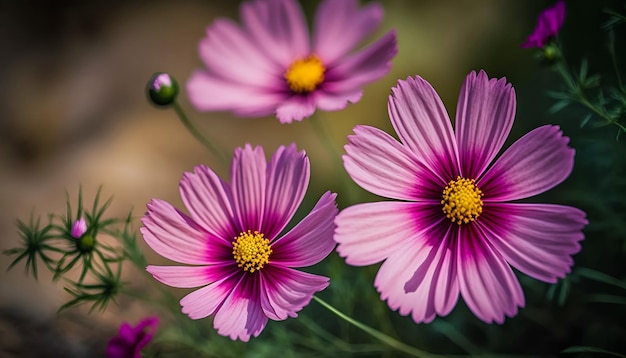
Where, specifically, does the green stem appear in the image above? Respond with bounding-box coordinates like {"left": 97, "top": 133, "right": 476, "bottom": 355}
{"left": 310, "top": 115, "right": 357, "bottom": 203}
{"left": 313, "top": 296, "right": 535, "bottom": 358}
{"left": 310, "top": 114, "right": 342, "bottom": 164}
{"left": 312, "top": 296, "right": 439, "bottom": 358}
{"left": 607, "top": 30, "right": 624, "bottom": 92}
{"left": 172, "top": 101, "right": 229, "bottom": 166}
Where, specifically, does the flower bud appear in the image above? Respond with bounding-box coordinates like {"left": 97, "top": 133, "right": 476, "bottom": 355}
{"left": 71, "top": 218, "right": 87, "bottom": 239}
{"left": 147, "top": 72, "right": 179, "bottom": 106}
{"left": 542, "top": 44, "right": 560, "bottom": 62}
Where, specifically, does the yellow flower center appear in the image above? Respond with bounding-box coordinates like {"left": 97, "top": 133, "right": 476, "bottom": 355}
{"left": 284, "top": 55, "right": 325, "bottom": 93}
{"left": 441, "top": 176, "right": 484, "bottom": 225}
{"left": 232, "top": 230, "right": 272, "bottom": 273}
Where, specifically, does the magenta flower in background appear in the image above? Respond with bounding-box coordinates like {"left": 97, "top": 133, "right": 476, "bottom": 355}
{"left": 106, "top": 316, "right": 159, "bottom": 358}
{"left": 70, "top": 217, "right": 87, "bottom": 239}
{"left": 187, "top": 0, "right": 397, "bottom": 124}
{"left": 522, "top": 0, "right": 565, "bottom": 48}
{"left": 141, "top": 144, "right": 337, "bottom": 341}
{"left": 335, "top": 70, "right": 587, "bottom": 324}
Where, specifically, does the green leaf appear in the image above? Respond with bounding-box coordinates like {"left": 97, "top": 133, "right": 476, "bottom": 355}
{"left": 579, "top": 59, "right": 589, "bottom": 82}
{"left": 580, "top": 113, "right": 593, "bottom": 128}
{"left": 549, "top": 100, "right": 571, "bottom": 114}
{"left": 562, "top": 346, "right": 626, "bottom": 357}
{"left": 586, "top": 294, "right": 626, "bottom": 305}
{"left": 576, "top": 267, "right": 626, "bottom": 290}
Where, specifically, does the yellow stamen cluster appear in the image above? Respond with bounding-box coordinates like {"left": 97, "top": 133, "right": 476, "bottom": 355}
{"left": 441, "top": 176, "right": 484, "bottom": 225}
{"left": 232, "top": 230, "right": 272, "bottom": 273}
{"left": 284, "top": 55, "right": 325, "bottom": 93}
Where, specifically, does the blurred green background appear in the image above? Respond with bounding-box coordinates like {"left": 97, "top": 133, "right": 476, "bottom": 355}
{"left": 0, "top": 0, "right": 625, "bottom": 357}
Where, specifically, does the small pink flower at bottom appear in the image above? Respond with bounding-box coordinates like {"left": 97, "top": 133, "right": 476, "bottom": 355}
{"left": 335, "top": 70, "right": 587, "bottom": 324}
{"left": 522, "top": 0, "right": 565, "bottom": 48}
{"left": 186, "top": 0, "right": 397, "bottom": 123}
{"left": 106, "top": 316, "right": 159, "bottom": 358}
{"left": 141, "top": 144, "right": 338, "bottom": 341}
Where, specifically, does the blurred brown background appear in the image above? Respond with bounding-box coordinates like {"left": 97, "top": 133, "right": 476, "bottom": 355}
{"left": 0, "top": 0, "right": 542, "bottom": 356}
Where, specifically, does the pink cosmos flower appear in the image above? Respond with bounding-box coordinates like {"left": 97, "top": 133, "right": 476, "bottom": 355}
{"left": 186, "top": 0, "right": 397, "bottom": 124}
{"left": 334, "top": 70, "right": 587, "bottom": 324}
{"left": 70, "top": 217, "right": 87, "bottom": 239}
{"left": 106, "top": 316, "right": 159, "bottom": 358}
{"left": 141, "top": 144, "right": 337, "bottom": 341}
{"left": 521, "top": 0, "right": 565, "bottom": 48}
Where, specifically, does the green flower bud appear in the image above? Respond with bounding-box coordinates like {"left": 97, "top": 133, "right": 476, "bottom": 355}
{"left": 543, "top": 44, "right": 561, "bottom": 63}
{"left": 147, "top": 72, "right": 179, "bottom": 106}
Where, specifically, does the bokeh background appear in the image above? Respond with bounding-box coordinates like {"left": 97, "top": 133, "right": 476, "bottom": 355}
{"left": 0, "top": 0, "right": 625, "bottom": 357}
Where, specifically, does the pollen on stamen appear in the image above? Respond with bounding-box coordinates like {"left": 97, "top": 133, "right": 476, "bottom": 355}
{"left": 232, "top": 230, "right": 272, "bottom": 273}
{"left": 441, "top": 176, "right": 484, "bottom": 225}
{"left": 284, "top": 55, "right": 326, "bottom": 93}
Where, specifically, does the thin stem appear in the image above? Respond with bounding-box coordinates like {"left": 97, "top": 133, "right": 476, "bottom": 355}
{"left": 310, "top": 115, "right": 358, "bottom": 204}
{"left": 313, "top": 296, "right": 535, "bottom": 358}
{"left": 172, "top": 101, "right": 229, "bottom": 166}
{"left": 312, "top": 296, "right": 439, "bottom": 358}
{"left": 607, "top": 30, "right": 624, "bottom": 92}
{"left": 310, "top": 115, "right": 342, "bottom": 163}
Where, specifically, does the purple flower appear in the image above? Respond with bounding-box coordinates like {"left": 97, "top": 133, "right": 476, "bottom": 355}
{"left": 186, "top": 0, "right": 397, "bottom": 123}
{"left": 141, "top": 144, "right": 338, "bottom": 341}
{"left": 70, "top": 218, "right": 87, "bottom": 239}
{"left": 334, "top": 70, "right": 587, "bottom": 324}
{"left": 522, "top": 0, "right": 565, "bottom": 48}
{"left": 106, "top": 316, "right": 159, "bottom": 358}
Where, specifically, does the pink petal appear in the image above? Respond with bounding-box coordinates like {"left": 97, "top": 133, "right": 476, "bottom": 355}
{"left": 374, "top": 213, "right": 459, "bottom": 323}
{"left": 326, "top": 31, "right": 397, "bottom": 93}
{"left": 276, "top": 95, "right": 316, "bottom": 123}
{"left": 336, "top": 201, "right": 441, "bottom": 266}
{"left": 240, "top": 0, "right": 310, "bottom": 67}
{"left": 457, "top": 224, "right": 525, "bottom": 324}
{"left": 179, "top": 165, "right": 238, "bottom": 242}
{"left": 388, "top": 76, "right": 459, "bottom": 183}
{"left": 71, "top": 217, "right": 87, "bottom": 238}
{"left": 521, "top": 0, "right": 565, "bottom": 48}
{"left": 259, "top": 266, "right": 329, "bottom": 321}
{"left": 343, "top": 125, "right": 443, "bottom": 201}
{"left": 479, "top": 203, "right": 586, "bottom": 283}
{"left": 313, "top": 0, "right": 384, "bottom": 65}
{"left": 271, "top": 191, "right": 337, "bottom": 267}
{"left": 213, "top": 274, "right": 268, "bottom": 341}
{"left": 455, "top": 70, "right": 516, "bottom": 179}
{"left": 314, "top": 89, "right": 363, "bottom": 111}
{"left": 479, "top": 125, "right": 575, "bottom": 202}
{"left": 147, "top": 264, "right": 236, "bottom": 288}
{"left": 231, "top": 145, "right": 267, "bottom": 232}
{"left": 141, "top": 199, "right": 225, "bottom": 265}
{"left": 186, "top": 70, "right": 286, "bottom": 116}
{"left": 180, "top": 273, "right": 240, "bottom": 320}
{"left": 262, "top": 144, "right": 309, "bottom": 239}
{"left": 199, "top": 18, "right": 282, "bottom": 89}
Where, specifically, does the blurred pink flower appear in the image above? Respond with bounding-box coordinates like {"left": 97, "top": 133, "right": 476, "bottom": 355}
{"left": 187, "top": 0, "right": 397, "bottom": 123}
{"left": 522, "top": 0, "right": 565, "bottom": 48}
{"left": 70, "top": 217, "right": 87, "bottom": 238}
{"left": 141, "top": 144, "right": 337, "bottom": 341}
{"left": 335, "top": 70, "right": 587, "bottom": 324}
{"left": 106, "top": 316, "right": 158, "bottom": 358}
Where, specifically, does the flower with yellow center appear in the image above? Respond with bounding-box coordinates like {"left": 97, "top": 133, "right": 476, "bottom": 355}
{"left": 336, "top": 71, "right": 586, "bottom": 327}
{"left": 441, "top": 176, "right": 484, "bottom": 225}
{"left": 284, "top": 55, "right": 326, "bottom": 94}
{"left": 232, "top": 230, "right": 272, "bottom": 273}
